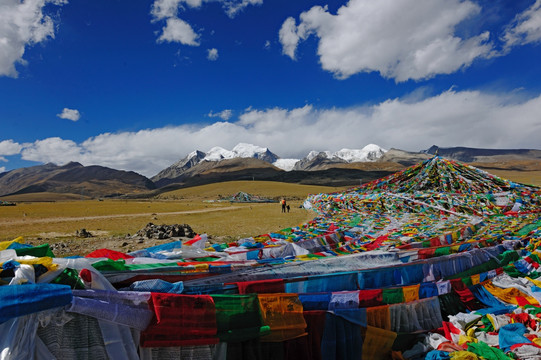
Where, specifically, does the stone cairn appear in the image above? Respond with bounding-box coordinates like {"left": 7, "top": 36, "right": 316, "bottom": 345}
{"left": 136, "top": 223, "right": 196, "bottom": 240}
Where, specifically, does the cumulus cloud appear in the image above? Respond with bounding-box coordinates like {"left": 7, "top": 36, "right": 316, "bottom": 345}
{"left": 208, "top": 109, "right": 233, "bottom": 120}
{"left": 0, "top": 0, "right": 67, "bottom": 77}
{"left": 21, "top": 137, "right": 83, "bottom": 162}
{"left": 157, "top": 18, "right": 200, "bottom": 45}
{"left": 151, "top": 0, "right": 200, "bottom": 45}
{"left": 12, "top": 89, "right": 541, "bottom": 177}
{"left": 207, "top": 48, "right": 219, "bottom": 60}
{"left": 151, "top": 0, "right": 262, "bottom": 46}
{"left": 223, "top": 0, "right": 263, "bottom": 18}
{"left": 503, "top": 0, "right": 541, "bottom": 48}
{"left": 57, "top": 108, "right": 81, "bottom": 121}
{"left": 0, "top": 140, "right": 23, "bottom": 156}
{"left": 0, "top": 167, "right": 6, "bottom": 173}
{"left": 279, "top": 0, "right": 495, "bottom": 81}
{"left": 279, "top": 17, "right": 300, "bottom": 59}
{"left": 150, "top": 0, "right": 183, "bottom": 20}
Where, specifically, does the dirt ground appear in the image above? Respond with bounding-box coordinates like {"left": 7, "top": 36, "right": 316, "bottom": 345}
{"left": 23, "top": 230, "right": 235, "bottom": 258}
{"left": 29, "top": 234, "right": 227, "bottom": 258}
{"left": 16, "top": 206, "right": 241, "bottom": 257}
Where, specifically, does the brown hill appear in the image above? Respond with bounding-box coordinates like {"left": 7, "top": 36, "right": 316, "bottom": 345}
{"left": 378, "top": 148, "right": 433, "bottom": 166}
{"left": 329, "top": 161, "right": 406, "bottom": 172}
{"left": 424, "top": 145, "right": 541, "bottom": 162}
{"left": 153, "top": 158, "right": 282, "bottom": 188}
{"left": 0, "top": 162, "right": 155, "bottom": 198}
{"left": 151, "top": 157, "right": 395, "bottom": 194}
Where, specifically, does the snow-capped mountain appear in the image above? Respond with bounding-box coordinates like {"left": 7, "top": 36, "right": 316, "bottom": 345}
{"left": 332, "top": 144, "right": 387, "bottom": 162}
{"left": 204, "top": 147, "right": 235, "bottom": 162}
{"left": 202, "top": 143, "right": 279, "bottom": 163}
{"left": 152, "top": 144, "right": 280, "bottom": 182}
{"left": 292, "top": 144, "right": 387, "bottom": 171}
{"left": 152, "top": 143, "right": 388, "bottom": 181}
{"left": 306, "top": 150, "right": 332, "bottom": 162}
{"left": 152, "top": 150, "right": 206, "bottom": 181}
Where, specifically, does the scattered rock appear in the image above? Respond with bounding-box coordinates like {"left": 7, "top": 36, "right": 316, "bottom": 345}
{"left": 136, "top": 223, "right": 196, "bottom": 239}
{"left": 50, "top": 242, "right": 71, "bottom": 255}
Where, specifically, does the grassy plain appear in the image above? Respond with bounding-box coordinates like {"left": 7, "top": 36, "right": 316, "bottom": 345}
{"left": 472, "top": 160, "right": 541, "bottom": 187}
{"left": 0, "top": 181, "right": 347, "bottom": 244}
{"left": 475, "top": 169, "right": 541, "bottom": 187}
{"left": 1, "top": 166, "right": 539, "bottom": 254}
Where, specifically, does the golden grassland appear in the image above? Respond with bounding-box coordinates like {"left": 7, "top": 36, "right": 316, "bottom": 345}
{"left": 477, "top": 169, "right": 541, "bottom": 187}
{"left": 0, "top": 192, "right": 93, "bottom": 202}
{"left": 0, "top": 181, "right": 347, "bottom": 242}
{"left": 471, "top": 160, "right": 541, "bottom": 187}
{"left": 155, "top": 180, "right": 351, "bottom": 201}
{"left": 1, "top": 166, "right": 539, "bottom": 246}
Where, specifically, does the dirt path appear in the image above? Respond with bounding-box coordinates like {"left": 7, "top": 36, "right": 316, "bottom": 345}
{"left": 0, "top": 206, "right": 242, "bottom": 225}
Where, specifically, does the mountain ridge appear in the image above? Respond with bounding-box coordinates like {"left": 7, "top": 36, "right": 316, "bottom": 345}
{"left": 0, "top": 162, "right": 155, "bottom": 198}
{"left": 1, "top": 144, "right": 540, "bottom": 199}
{"left": 151, "top": 143, "right": 389, "bottom": 184}
{"left": 423, "top": 145, "right": 541, "bottom": 162}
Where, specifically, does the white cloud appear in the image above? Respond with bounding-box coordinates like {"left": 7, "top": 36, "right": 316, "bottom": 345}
{"left": 279, "top": 0, "right": 495, "bottom": 81}
{"left": 0, "top": 167, "right": 6, "bottom": 173}
{"left": 21, "top": 137, "right": 83, "bottom": 162}
{"left": 0, "top": 0, "right": 67, "bottom": 77}
{"left": 207, "top": 48, "right": 219, "bottom": 60}
{"left": 279, "top": 17, "right": 300, "bottom": 59}
{"left": 57, "top": 108, "right": 81, "bottom": 121}
{"left": 503, "top": 0, "right": 541, "bottom": 48}
{"left": 0, "top": 140, "right": 23, "bottom": 155}
{"left": 223, "top": 0, "right": 263, "bottom": 18}
{"left": 13, "top": 89, "right": 541, "bottom": 177}
{"left": 0, "top": 157, "right": 7, "bottom": 163}
{"left": 157, "top": 18, "right": 200, "bottom": 45}
{"left": 208, "top": 109, "right": 233, "bottom": 120}
{"left": 151, "top": 0, "right": 262, "bottom": 46}
{"left": 152, "top": 0, "right": 261, "bottom": 19}
{"left": 264, "top": 40, "right": 271, "bottom": 49}
{"left": 150, "top": 0, "right": 182, "bottom": 20}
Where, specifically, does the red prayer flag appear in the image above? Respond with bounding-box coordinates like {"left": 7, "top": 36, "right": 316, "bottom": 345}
{"left": 358, "top": 289, "right": 384, "bottom": 307}
{"left": 85, "top": 248, "right": 133, "bottom": 260}
{"left": 234, "top": 279, "right": 285, "bottom": 294}
{"left": 140, "top": 293, "right": 218, "bottom": 347}
{"left": 365, "top": 235, "right": 388, "bottom": 251}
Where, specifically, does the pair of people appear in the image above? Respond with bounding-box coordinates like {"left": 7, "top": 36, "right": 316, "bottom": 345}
{"left": 281, "top": 199, "right": 290, "bottom": 213}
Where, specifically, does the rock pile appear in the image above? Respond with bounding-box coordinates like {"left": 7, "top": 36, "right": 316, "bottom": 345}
{"left": 76, "top": 228, "right": 93, "bottom": 238}
{"left": 136, "top": 223, "right": 196, "bottom": 239}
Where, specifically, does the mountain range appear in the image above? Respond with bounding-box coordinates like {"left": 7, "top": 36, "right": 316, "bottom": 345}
{"left": 151, "top": 143, "right": 388, "bottom": 186}
{"left": 1, "top": 144, "right": 540, "bottom": 199}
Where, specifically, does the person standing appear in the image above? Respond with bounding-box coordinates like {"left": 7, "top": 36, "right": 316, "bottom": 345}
{"left": 281, "top": 199, "right": 286, "bottom": 213}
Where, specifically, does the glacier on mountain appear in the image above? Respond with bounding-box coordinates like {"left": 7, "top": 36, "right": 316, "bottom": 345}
{"left": 273, "top": 159, "right": 300, "bottom": 171}
{"left": 203, "top": 143, "right": 278, "bottom": 163}
{"left": 154, "top": 143, "right": 387, "bottom": 179}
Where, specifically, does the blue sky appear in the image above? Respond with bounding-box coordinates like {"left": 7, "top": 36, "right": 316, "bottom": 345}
{"left": 1, "top": 0, "right": 541, "bottom": 177}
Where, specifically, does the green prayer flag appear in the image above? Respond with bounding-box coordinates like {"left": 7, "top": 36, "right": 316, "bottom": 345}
{"left": 382, "top": 288, "right": 405, "bottom": 304}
